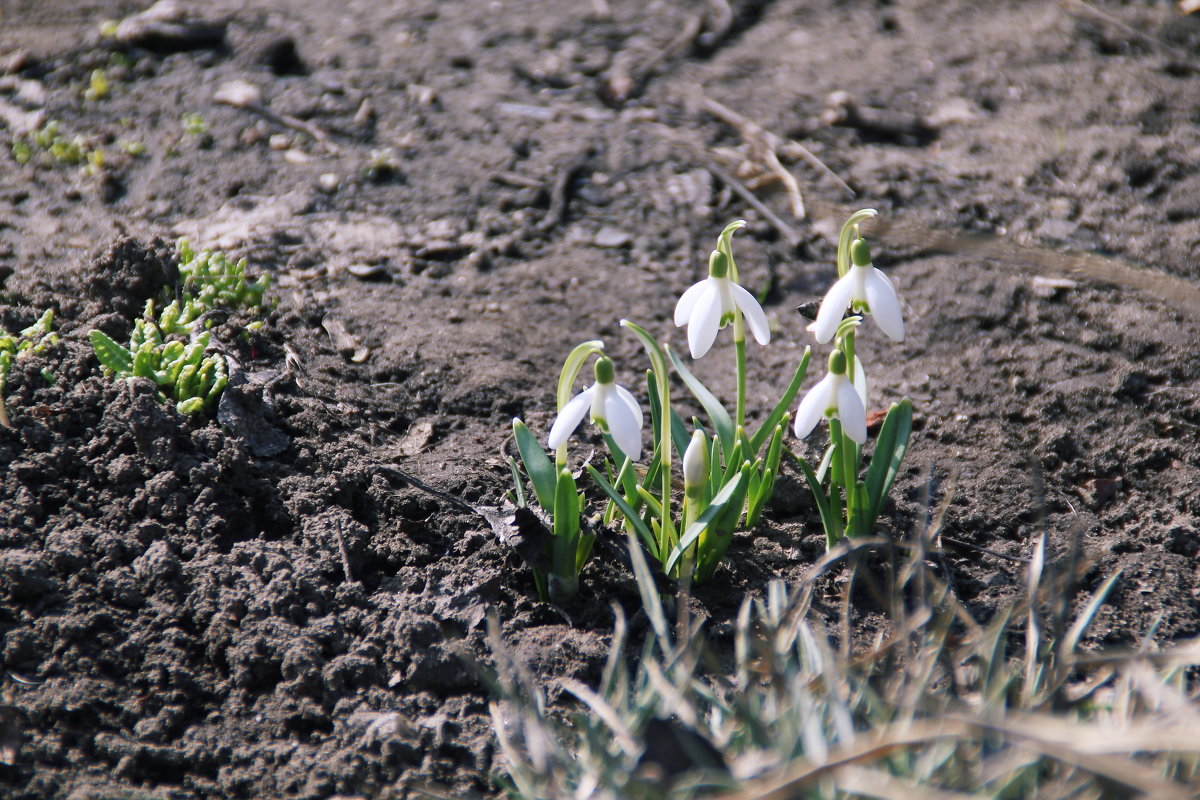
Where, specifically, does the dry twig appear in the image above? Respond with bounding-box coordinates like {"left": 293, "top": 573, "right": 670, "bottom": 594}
{"left": 695, "top": 89, "right": 856, "bottom": 220}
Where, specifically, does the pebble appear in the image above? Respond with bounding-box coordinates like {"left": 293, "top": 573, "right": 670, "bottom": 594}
{"left": 318, "top": 173, "right": 340, "bottom": 193}
{"left": 593, "top": 226, "right": 631, "bottom": 248}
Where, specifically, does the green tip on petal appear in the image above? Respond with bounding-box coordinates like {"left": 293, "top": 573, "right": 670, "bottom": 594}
{"left": 850, "top": 237, "right": 871, "bottom": 267}
{"left": 708, "top": 249, "right": 729, "bottom": 279}
{"left": 594, "top": 355, "right": 615, "bottom": 384}
{"left": 828, "top": 349, "right": 847, "bottom": 375}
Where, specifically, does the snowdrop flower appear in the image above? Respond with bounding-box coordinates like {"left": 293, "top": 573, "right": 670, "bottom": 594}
{"left": 793, "top": 350, "right": 867, "bottom": 444}
{"left": 674, "top": 249, "right": 770, "bottom": 359}
{"left": 812, "top": 238, "right": 903, "bottom": 344}
{"left": 547, "top": 356, "right": 643, "bottom": 460}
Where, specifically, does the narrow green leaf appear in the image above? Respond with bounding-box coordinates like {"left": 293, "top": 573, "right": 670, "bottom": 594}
{"left": 719, "top": 436, "right": 744, "bottom": 486}
{"left": 749, "top": 348, "right": 810, "bottom": 454}
{"left": 176, "top": 397, "right": 204, "bottom": 415}
{"left": 585, "top": 464, "right": 659, "bottom": 562}
{"left": 713, "top": 461, "right": 754, "bottom": 532}
{"left": 634, "top": 485, "right": 663, "bottom": 519}
{"left": 746, "top": 466, "right": 774, "bottom": 528}
{"left": 846, "top": 479, "right": 871, "bottom": 537}
{"left": 665, "top": 471, "right": 748, "bottom": 575}
{"left": 89, "top": 330, "right": 133, "bottom": 375}
{"left": 864, "top": 397, "right": 913, "bottom": 520}
{"left": 132, "top": 341, "right": 157, "bottom": 379}
{"left": 506, "top": 456, "right": 527, "bottom": 508}
{"left": 551, "top": 468, "right": 580, "bottom": 580}
{"left": 793, "top": 451, "right": 840, "bottom": 549}
{"left": 625, "top": 528, "right": 671, "bottom": 653}
{"left": 1064, "top": 569, "right": 1123, "bottom": 656}
{"left": 19, "top": 309, "right": 53, "bottom": 340}
{"left": 647, "top": 369, "right": 689, "bottom": 458}
{"left": 513, "top": 419, "right": 558, "bottom": 512}
{"left": 666, "top": 346, "right": 734, "bottom": 452}
{"left": 175, "top": 364, "right": 199, "bottom": 400}
{"left": 613, "top": 454, "right": 638, "bottom": 502}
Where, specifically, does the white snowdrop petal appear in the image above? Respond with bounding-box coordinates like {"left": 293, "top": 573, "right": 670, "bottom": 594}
{"left": 674, "top": 280, "right": 709, "bottom": 327}
{"left": 876, "top": 267, "right": 897, "bottom": 293}
{"left": 852, "top": 355, "right": 869, "bottom": 410}
{"left": 812, "top": 272, "right": 856, "bottom": 344}
{"left": 547, "top": 387, "right": 595, "bottom": 449}
{"left": 836, "top": 377, "right": 868, "bottom": 444}
{"left": 605, "top": 391, "right": 642, "bottom": 461}
{"left": 614, "top": 384, "right": 644, "bottom": 430}
{"left": 688, "top": 285, "right": 723, "bottom": 358}
{"left": 793, "top": 375, "right": 834, "bottom": 439}
{"left": 730, "top": 282, "right": 771, "bottom": 346}
{"left": 864, "top": 269, "right": 905, "bottom": 342}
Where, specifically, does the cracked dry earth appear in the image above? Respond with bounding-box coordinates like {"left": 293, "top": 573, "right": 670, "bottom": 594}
{"left": 0, "top": 0, "right": 1199, "bottom": 797}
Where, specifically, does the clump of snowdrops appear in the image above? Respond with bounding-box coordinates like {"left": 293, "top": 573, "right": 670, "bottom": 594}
{"left": 509, "top": 212, "right": 913, "bottom": 600}
{"left": 90, "top": 239, "right": 269, "bottom": 415}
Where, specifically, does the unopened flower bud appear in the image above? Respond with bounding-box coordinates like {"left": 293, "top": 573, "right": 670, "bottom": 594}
{"left": 683, "top": 430, "right": 709, "bottom": 492}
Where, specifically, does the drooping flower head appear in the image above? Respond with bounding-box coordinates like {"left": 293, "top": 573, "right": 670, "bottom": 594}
{"left": 674, "top": 247, "right": 771, "bottom": 359}
{"left": 793, "top": 349, "right": 867, "bottom": 444}
{"left": 812, "top": 237, "right": 904, "bottom": 345}
{"left": 547, "top": 355, "right": 643, "bottom": 460}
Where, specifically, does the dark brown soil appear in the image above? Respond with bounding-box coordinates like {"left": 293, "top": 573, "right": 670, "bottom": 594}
{"left": 1, "top": 0, "right": 1199, "bottom": 796}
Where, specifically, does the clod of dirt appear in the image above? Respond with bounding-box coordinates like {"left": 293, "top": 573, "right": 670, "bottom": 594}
{"left": 112, "top": 0, "right": 227, "bottom": 53}
{"left": 82, "top": 237, "right": 178, "bottom": 320}
{"left": 216, "top": 356, "right": 290, "bottom": 457}
{"left": 254, "top": 36, "right": 307, "bottom": 76}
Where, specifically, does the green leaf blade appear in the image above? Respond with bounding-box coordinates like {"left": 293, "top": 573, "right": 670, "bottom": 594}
{"left": 513, "top": 419, "right": 559, "bottom": 512}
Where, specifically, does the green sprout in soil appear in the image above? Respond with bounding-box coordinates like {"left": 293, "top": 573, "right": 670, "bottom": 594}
{"left": 511, "top": 215, "right": 911, "bottom": 600}
{"left": 11, "top": 120, "right": 106, "bottom": 173}
{"left": 84, "top": 69, "right": 110, "bottom": 102}
{"left": 0, "top": 309, "right": 58, "bottom": 428}
{"left": 363, "top": 148, "right": 400, "bottom": 182}
{"left": 181, "top": 112, "right": 208, "bottom": 137}
{"left": 177, "top": 239, "right": 270, "bottom": 310}
{"left": 89, "top": 240, "right": 269, "bottom": 416}
{"left": 91, "top": 318, "right": 227, "bottom": 415}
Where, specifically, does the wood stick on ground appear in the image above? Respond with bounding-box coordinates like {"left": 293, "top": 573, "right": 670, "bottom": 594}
{"left": 604, "top": 12, "right": 704, "bottom": 104}
{"left": 1059, "top": 0, "right": 1192, "bottom": 60}
{"left": 696, "top": 90, "right": 856, "bottom": 216}
{"left": 649, "top": 123, "right": 802, "bottom": 247}
{"left": 214, "top": 81, "right": 340, "bottom": 155}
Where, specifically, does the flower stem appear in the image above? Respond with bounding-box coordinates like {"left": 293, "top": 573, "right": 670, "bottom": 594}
{"left": 734, "top": 320, "right": 747, "bottom": 430}
{"left": 620, "top": 320, "right": 676, "bottom": 561}
{"left": 841, "top": 328, "right": 856, "bottom": 387}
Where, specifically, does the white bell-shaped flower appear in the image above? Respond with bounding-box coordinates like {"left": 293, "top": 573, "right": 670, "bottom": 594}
{"left": 793, "top": 350, "right": 867, "bottom": 444}
{"left": 547, "top": 356, "right": 643, "bottom": 460}
{"left": 674, "top": 249, "right": 770, "bottom": 359}
{"left": 812, "top": 238, "right": 904, "bottom": 344}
